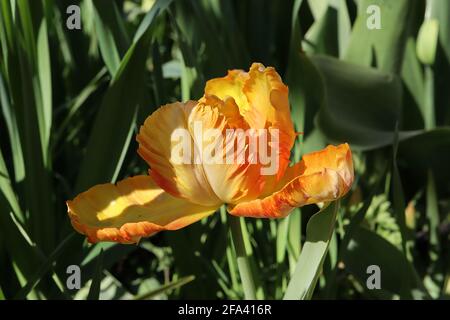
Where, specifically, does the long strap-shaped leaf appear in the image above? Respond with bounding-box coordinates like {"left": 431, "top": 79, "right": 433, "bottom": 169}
{"left": 87, "top": 249, "right": 104, "bottom": 300}
{"left": 134, "top": 275, "right": 195, "bottom": 300}
{"left": 283, "top": 201, "right": 339, "bottom": 300}
{"left": 74, "top": 0, "right": 173, "bottom": 194}
{"left": 13, "top": 232, "right": 76, "bottom": 300}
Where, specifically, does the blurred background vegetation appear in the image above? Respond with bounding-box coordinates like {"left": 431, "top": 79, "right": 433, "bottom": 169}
{"left": 0, "top": 0, "right": 449, "bottom": 300}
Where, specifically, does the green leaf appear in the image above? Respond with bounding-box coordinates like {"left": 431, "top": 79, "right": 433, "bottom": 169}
{"left": 3, "top": 0, "right": 55, "bottom": 253}
{"left": 134, "top": 0, "right": 173, "bottom": 43}
{"left": 430, "top": 0, "right": 450, "bottom": 63}
{"left": 0, "top": 54, "right": 25, "bottom": 183}
{"left": 307, "top": 0, "right": 328, "bottom": 20}
{"left": 87, "top": 249, "right": 104, "bottom": 300}
{"left": 344, "top": 0, "right": 424, "bottom": 73}
{"left": 401, "top": 37, "right": 426, "bottom": 129}
{"left": 314, "top": 55, "right": 420, "bottom": 150}
{"left": 343, "top": 227, "right": 428, "bottom": 299}
{"left": 0, "top": 147, "right": 24, "bottom": 223}
{"left": 284, "top": 201, "right": 339, "bottom": 300}
{"left": 134, "top": 275, "right": 195, "bottom": 300}
{"left": 286, "top": 0, "right": 325, "bottom": 144}
{"left": 92, "top": 0, "right": 130, "bottom": 75}
{"left": 37, "top": 17, "right": 52, "bottom": 160}
{"left": 229, "top": 216, "right": 257, "bottom": 300}
{"left": 304, "top": 5, "right": 338, "bottom": 56}
{"left": 324, "top": 169, "right": 387, "bottom": 298}
{"left": 0, "top": 167, "right": 60, "bottom": 298}
{"left": 392, "top": 127, "right": 413, "bottom": 260}
{"left": 336, "top": 0, "right": 351, "bottom": 58}
{"left": 398, "top": 128, "right": 450, "bottom": 185}
{"left": 276, "top": 216, "right": 290, "bottom": 264}
{"left": 75, "top": 0, "right": 171, "bottom": 193}
{"left": 13, "top": 233, "right": 76, "bottom": 300}
{"left": 426, "top": 171, "right": 440, "bottom": 248}
{"left": 53, "top": 68, "right": 108, "bottom": 146}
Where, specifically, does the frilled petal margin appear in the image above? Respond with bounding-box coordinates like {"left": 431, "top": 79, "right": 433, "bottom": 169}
{"left": 67, "top": 175, "right": 218, "bottom": 244}
{"left": 227, "top": 144, "right": 354, "bottom": 218}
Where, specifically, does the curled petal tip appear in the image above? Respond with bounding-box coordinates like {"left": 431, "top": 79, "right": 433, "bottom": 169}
{"left": 228, "top": 143, "right": 354, "bottom": 218}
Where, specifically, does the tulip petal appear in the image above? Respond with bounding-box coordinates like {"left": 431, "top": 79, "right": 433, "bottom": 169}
{"left": 67, "top": 175, "right": 218, "bottom": 244}
{"left": 137, "top": 101, "right": 222, "bottom": 207}
{"left": 228, "top": 144, "right": 354, "bottom": 218}
{"left": 205, "top": 63, "right": 295, "bottom": 183}
{"left": 204, "top": 69, "right": 251, "bottom": 119}
{"left": 245, "top": 63, "right": 296, "bottom": 182}
{"left": 191, "top": 96, "right": 265, "bottom": 204}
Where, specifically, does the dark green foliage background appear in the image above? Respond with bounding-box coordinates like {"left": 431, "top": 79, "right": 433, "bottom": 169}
{"left": 0, "top": 0, "right": 449, "bottom": 299}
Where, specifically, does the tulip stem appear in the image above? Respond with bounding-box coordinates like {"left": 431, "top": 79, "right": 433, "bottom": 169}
{"left": 228, "top": 215, "right": 257, "bottom": 300}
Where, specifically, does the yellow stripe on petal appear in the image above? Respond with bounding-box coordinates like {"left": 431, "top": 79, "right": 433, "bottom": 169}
{"left": 228, "top": 144, "right": 354, "bottom": 218}
{"left": 67, "top": 175, "right": 219, "bottom": 244}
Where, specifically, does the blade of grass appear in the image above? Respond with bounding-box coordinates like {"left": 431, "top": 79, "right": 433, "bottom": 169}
{"left": 0, "top": 234, "right": 24, "bottom": 299}
{"left": 229, "top": 216, "right": 257, "bottom": 300}
{"left": 0, "top": 70, "right": 25, "bottom": 183}
{"left": 3, "top": 0, "right": 55, "bottom": 254}
{"left": 75, "top": 0, "right": 171, "bottom": 193}
{"left": 87, "top": 249, "right": 104, "bottom": 300}
{"left": 53, "top": 67, "right": 108, "bottom": 147}
{"left": 0, "top": 146, "right": 24, "bottom": 223}
{"left": 285, "top": 0, "right": 306, "bottom": 279}
{"left": 37, "top": 12, "right": 52, "bottom": 164}
{"left": 13, "top": 232, "right": 76, "bottom": 300}
{"left": 134, "top": 0, "right": 173, "bottom": 43}
{"left": 426, "top": 171, "right": 440, "bottom": 249}
{"left": 92, "top": 0, "right": 130, "bottom": 75}
{"left": 392, "top": 124, "right": 414, "bottom": 261}
{"left": 276, "top": 217, "right": 290, "bottom": 264}
{"left": 134, "top": 275, "right": 195, "bottom": 300}
{"left": 418, "top": 4, "right": 441, "bottom": 251}
{"left": 0, "top": 181, "right": 61, "bottom": 298}
{"left": 220, "top": 206, "right": 239, "bottom": 292}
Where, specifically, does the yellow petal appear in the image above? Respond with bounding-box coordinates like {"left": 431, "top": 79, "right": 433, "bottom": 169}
{"left": 138, "top": 98, "right": 265, "bottom": 205}
{"left": 228, "top": 144, "right": 354, "bottom": 218}
{"left": 204, "top": 69, "right": 250, "bottom": 118}
{"left": 191, "top": 96, "right": 265, "bottom": 204}
{"left": 67, "top": 175, "right": 218, "bottom": 244}
{"left": 204, "top": 63, "right": 296, "bottom": 183}
{"left": 137, "top": 101, "right": 222, "bottom": 207}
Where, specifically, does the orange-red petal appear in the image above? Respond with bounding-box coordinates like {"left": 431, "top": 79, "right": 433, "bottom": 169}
{"left": 67, "top": 175, "right": 218, "bottom": 244}
{"left": 228, "top": 144, "right": 354, "bottom": 218}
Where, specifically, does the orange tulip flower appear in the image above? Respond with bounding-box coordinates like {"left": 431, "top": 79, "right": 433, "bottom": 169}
{"left": 67, "top": 63, "right": 354, "bottom": 244}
